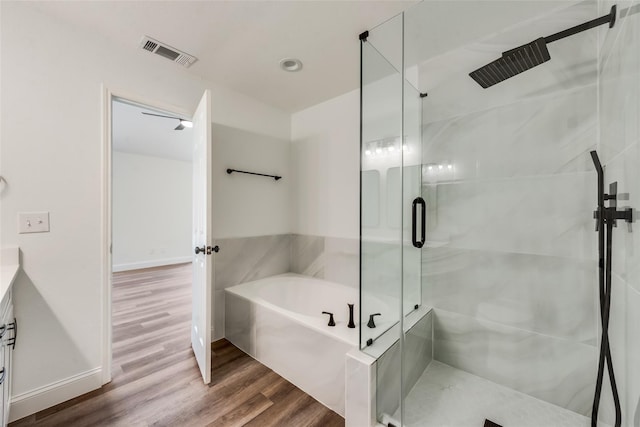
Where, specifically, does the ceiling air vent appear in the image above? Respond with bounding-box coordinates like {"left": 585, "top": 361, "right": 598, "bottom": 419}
{"left": 139, "top": 36, "right": 197, "bottom": 68}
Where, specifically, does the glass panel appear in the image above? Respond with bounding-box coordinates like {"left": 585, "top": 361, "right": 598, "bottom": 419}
{"left": 402, "top": 82, "right": 423, "bottom": 318}
{"left": 361, "top": 2, "right": 640, "bottom": 426}
{"left": 360, "top": 12, "right": 403, "bottom": 426}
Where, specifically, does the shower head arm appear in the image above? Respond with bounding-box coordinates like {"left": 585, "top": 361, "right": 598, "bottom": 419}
{"left": 544, "top": 5, "right": 616, "bottom": 45}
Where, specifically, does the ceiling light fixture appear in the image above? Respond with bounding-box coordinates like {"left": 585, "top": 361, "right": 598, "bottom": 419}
{"left": 280, "top": 58, "right": 303, "bottom": 72}
{"left": 142, "top": 112, "right": 192, "bottom": 131}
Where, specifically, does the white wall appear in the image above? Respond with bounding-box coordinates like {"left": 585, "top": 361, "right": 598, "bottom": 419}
{"left": 0, "top": 2, "right": 290, "bottom": 420}
{"left": 212, "top": 125, "right": 291, "bottom": 239}
{"left": 291, "top": 89, "right": 360, "bottom": 239}
{"left": 112, "top": 151, "right": 192, "bottom": 271}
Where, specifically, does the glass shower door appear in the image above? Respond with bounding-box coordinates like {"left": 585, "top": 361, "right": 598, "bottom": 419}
{"left": 360, "top": 14, "right": 404, "bottom": 425}
{"left": 360, "top": 12, "right": 427, "bottom": 425}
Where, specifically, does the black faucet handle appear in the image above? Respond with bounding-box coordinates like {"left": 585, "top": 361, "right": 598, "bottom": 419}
{"left": 322, "top": 311, "right": 336, "bottom": 327}
{"left": 367, "top": 313, "right": 381, "bottom": 328}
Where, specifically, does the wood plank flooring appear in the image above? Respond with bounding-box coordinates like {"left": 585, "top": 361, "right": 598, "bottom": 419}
{"left": 10, "top": 263, "right": 344, "bottom": 427}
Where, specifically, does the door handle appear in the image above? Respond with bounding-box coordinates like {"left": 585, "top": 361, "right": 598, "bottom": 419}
{"left": 412, "top": 197, "right": 426, "bottom": 248}
{"left": 195, "top": 246, "right": 219, "bottom": 255}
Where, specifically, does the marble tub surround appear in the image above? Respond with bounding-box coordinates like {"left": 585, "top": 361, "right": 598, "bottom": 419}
{"left": 224, "top": 275, "right": 358, "bottom": 416}
{"left": 290, "top": 234, "right": 324, "bottom": 278}
{"left": 212, "top": 234, "right": 291, "bottom": 340}
{"left": 432, "top": 309, "right": 596, "bottom": 416}
{"left": 324, "top": 236, "right": 359, "bottom": 289}
{"left": 213, "top": 234, "right": 291, "bottom": 290}
{"left": 290, "top": 234, "right": 359, "bottom": 288}
{"left": 213, "top": 233, "right": 359, "bottom": 340}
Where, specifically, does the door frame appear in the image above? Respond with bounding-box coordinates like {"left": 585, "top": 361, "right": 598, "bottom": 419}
{"left": 101, "top": 85, "right": 194, "bottom": 384}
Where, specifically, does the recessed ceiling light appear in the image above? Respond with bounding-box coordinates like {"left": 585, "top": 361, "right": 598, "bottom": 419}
{"left": 280, "top": 58, "right": 303, "bottom": 72}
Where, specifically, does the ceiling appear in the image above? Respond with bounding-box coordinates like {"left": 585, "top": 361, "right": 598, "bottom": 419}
{"left": 112, "top": 100, "right": 193, "bottom": 162}
{"left": 30, "top": 1, "right": 588, "bottom": 114}
{"left": 31, "top": 0, "right": 415, "bottom": 113}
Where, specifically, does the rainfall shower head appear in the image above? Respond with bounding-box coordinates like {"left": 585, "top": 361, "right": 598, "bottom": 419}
{"left": 470, "top": 5, "right": 617, "bottom": 88}
{"left": 469, "top": 38, "right": 550, "bottom": 88}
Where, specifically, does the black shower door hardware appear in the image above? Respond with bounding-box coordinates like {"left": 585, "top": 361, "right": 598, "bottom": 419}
{"left": 226, "top": 168, "right": 282, "bottom": 181}
{"left": 412, "top": 197, "right": 426, "bottom": 248}
{"left": 194, "top": 245, "right": 219, "bottom": 255}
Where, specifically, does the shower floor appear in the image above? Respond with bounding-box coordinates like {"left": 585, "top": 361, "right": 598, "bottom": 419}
{"left": 392, "top": 361, "right": 609, "bottom": 427}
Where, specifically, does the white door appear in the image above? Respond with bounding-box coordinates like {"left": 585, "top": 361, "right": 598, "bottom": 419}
{"left": 191, "top": 90, "right": 212, "bottom": 384}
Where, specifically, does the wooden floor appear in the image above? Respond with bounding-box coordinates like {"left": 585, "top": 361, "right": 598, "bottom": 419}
{"left": 10, "top": 263, "right": 344, "bottom": 427}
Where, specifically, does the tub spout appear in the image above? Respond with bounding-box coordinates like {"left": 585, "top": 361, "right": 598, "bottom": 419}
{"left": 347, "top": 304, "right": 356, "bottom": 328}
{"left": 322, "top": 311, "right": 335, "bottom": 327}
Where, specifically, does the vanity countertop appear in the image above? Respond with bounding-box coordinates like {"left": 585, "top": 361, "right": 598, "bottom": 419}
{"left": 0, "top": 247, "right": 19, "bottom": 302}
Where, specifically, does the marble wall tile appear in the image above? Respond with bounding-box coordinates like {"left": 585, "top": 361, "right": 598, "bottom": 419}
{"left": 376, "top": 335, "right": 401, "bottom": 421}
{"left": 598, "top": 273, "right": 628, "bottom": 427}
{"left": 423, "top": 86, "right": 597, "bottom": 182}
{"left": 361, "top": 240, "right": 402, "bottom": 300}
{"left": 427, "top": 173, "right": 597, "bottom": 259}
{"left": 433, "top": 309, "right": 597, "bottom": 416}
{"left": 324, "top": 236, "right": 360, "bottom": 289}
{"left": 290, "top": 234, "right": 324, "bottom": 278}
{"left": 213, "top": 234, "right": 291, "bottom": 290}
{"left": 345, "top": 349, "right": 377, "bottom": 427}
{"left": 403, "top": 310, "right": 433, "bottom": 394}
{"left": 598, "top": 2, "right": 640, "bottom": 164}
{"left": 599, "top": 143, "right": 638, "bottom": 281}
{"left": 423, "top": 247, "right": 598, "bottom": 344}
{"left": 213, "top": 234, "right": 290, "bottom": 341}
{"left": 626, "top": 284, "right": 640, "bottom": 427}
{"left": 419, "top": 2, "right": 598, "bottom": 124}
{"left": 376, "top": 310, "right": 433, "bottom": 421}
{"left": 597, "top": 4, "right": 640, "bottom": 425}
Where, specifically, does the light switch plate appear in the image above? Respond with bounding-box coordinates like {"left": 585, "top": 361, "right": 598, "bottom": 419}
{"left": 18, "top": 212, "right": 50, "bottom": 233}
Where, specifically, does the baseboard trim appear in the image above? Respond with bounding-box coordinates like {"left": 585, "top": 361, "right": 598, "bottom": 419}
{"left": 9, "top": 367, "right": 103, "bottom": 422}
{"left": 112, "top": 256, "right": 192, "bottom": 272}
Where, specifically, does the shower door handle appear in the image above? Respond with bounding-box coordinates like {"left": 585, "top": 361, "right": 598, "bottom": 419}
{"left": 412, "top": 197, "right": 426, "bottom": 248}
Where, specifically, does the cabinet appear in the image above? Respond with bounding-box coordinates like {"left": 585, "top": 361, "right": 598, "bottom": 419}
{"left": 0, "top": 291, "right": 15, "bottom": 427}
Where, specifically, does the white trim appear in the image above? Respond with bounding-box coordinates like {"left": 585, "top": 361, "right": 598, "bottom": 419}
{"left": 101, "top": 86, "right": 194, "bottom": 388}
{"left": 9, "top": 368, "right": 103, "bottom": 423}
{"left": 101, "top": 85, "right": 112, "bottom": 385}
{"left": 112, "top": 256, "right": 192, "bottom": 272}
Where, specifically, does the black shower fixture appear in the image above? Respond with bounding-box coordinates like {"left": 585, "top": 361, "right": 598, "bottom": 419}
{"left": 590, "top": 150, "right": 632, "bottom": 427}
{"left": 469, "top": 5, "right": 617, "bottom": 88}
{"left": 141, "top": 111, "right": 193, "bottom": 130}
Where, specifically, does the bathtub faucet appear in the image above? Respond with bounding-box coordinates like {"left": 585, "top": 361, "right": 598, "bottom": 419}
{"left": 322, "top": 311, "right": 336, "bottom": 327}
{"left": 347, "top": 304, "right": 356, "bottom": 328}
{"left": 367, "top": 313, "right": 381, "bottom": 328}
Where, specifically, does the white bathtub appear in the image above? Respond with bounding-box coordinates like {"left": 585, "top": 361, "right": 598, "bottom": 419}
{"left": 225, "top": 273, "right": 359, "bottom": 416}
